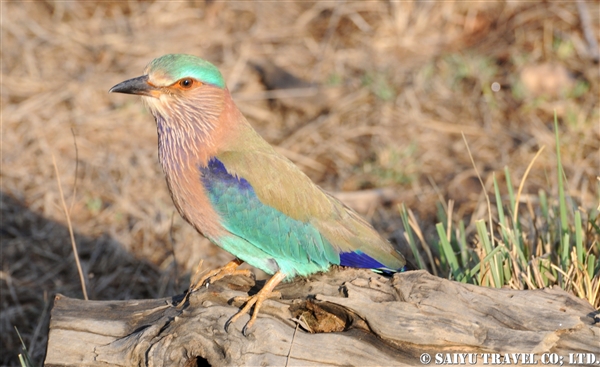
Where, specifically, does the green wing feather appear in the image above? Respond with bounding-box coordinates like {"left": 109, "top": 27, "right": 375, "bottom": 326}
{"left": 201, "top": 157, "right": 339, "bottom": 277}
{"left": 217, "top": 127, "right": 405, "bottom": 271}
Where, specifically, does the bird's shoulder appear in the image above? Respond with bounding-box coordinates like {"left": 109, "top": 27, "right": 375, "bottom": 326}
{"left": 215, "top": 146, "right": 333, "bottom": 222}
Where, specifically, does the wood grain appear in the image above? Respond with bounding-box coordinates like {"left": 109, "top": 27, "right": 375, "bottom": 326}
{"left": 45, "top": 269, "right": 599, "bottom": 366}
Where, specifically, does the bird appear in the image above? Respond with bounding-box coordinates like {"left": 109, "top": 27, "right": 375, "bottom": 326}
{"left": 109, "top": 54, "right": 406, "bottom": 335}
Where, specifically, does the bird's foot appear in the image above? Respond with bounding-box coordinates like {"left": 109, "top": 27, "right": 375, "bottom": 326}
{"left": 191, "top": 258, "right": 253, "bottom": 291}
{"left": 225, "top": 271, "right": 286, "bottom": 336}
{"left": 176, "top": 259, "right": 252, "bottom": 309}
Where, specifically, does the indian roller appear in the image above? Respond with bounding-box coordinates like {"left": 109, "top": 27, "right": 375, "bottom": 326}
{"left": 109, "top": 54, "right": 406, "bottom": 334}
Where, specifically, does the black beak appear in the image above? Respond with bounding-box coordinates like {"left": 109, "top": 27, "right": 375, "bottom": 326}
{"left": 109, "top": 75, "right": 157, "bottom": 97}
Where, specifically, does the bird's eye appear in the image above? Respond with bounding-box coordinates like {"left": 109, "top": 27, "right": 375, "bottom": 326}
{"left": 179, "top": 78, "right": 194, "bottom": 89}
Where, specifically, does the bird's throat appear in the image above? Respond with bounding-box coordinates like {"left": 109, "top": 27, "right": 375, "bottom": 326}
{"left": 155, "top": 114, "right": 215, "bottom": 174}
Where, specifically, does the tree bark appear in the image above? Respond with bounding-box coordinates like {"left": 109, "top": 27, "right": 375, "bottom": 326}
{"left": 45, "top": 269, "right": 599, "bottom": 367}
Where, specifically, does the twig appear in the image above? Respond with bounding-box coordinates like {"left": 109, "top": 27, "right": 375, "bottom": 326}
{"left": 513, "top": 146, "right": 545, "bottom": 224}
{"left": 462, "top": 133, "right": 494, "bottom": 246}
{"left": 407, "top": 208, "right": 437, "bottom": 276}
{"left": 285, "top": 323, "right": 299, "bottom": 367}
{"left": 52, "top": 154, "right": 88, "bottom": 300}
{"left": 446, "top": 199, "right": 454, "bottom": 243}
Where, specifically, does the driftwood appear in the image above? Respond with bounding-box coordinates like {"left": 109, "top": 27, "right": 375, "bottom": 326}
{"left": 45, "top": 269, "right": 599, "bottom": 367}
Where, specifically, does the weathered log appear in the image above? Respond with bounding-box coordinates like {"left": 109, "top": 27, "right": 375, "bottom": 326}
{"left": 45, "top": 269, "right": 599, "bottom": 366}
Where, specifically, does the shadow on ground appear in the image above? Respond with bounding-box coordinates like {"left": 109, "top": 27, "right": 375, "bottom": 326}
{"left": 1, "top": 191, "right": 179, "bottom": 365}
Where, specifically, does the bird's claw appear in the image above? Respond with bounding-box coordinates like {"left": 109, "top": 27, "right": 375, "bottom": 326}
{"left": 242, "top": 324, "right": 251, "bottom": 337}
{"left": 224, "top": 290, "right": 282, "bottom": 336}
{"left": 223, "top": 318, "right": 251, "bottom": 336}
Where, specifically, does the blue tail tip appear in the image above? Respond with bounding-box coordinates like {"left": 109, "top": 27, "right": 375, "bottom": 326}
{"left": 339, "top": 251, "right": 407, "bottom": 274}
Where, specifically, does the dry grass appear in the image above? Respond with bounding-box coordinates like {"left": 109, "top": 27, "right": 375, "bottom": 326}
{"left": 1, "top": 1, "right": 598, "bottom": 365}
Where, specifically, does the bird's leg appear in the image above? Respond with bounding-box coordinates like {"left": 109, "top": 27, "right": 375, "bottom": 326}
{"left": 177, "top": 258, "right": 253, "bottom": 308}
{"left": 225, "top": 270, "right": 286, "bottom": 336}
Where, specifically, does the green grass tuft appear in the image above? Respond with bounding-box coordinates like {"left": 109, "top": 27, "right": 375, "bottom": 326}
{"left": 400, "top": 113, "right": 600, "bottom": 308}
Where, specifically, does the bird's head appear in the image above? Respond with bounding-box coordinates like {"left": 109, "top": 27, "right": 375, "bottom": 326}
{"left": 109, "top": 54, "right": 228, "bottom": 137}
